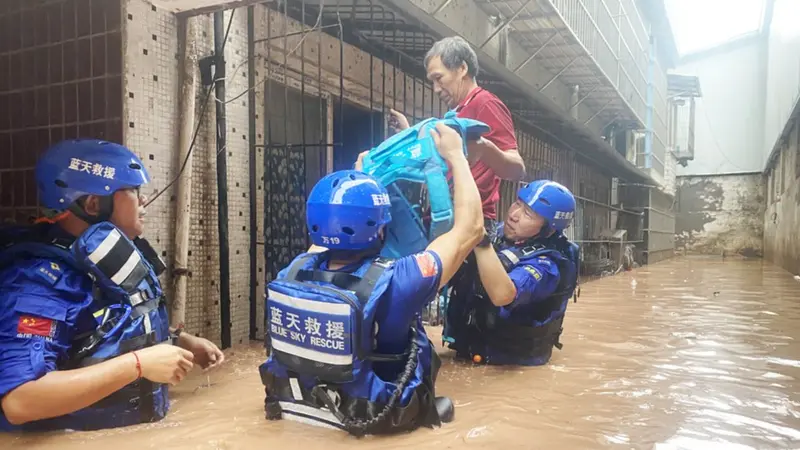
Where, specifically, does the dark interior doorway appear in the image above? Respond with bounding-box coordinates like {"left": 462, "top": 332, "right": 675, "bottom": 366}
{"left": 333, "top": 100, "right": 384, "bottom": 171}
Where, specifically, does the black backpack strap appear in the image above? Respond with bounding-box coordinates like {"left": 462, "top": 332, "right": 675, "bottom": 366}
{"left": 294, "top": 257, "right": 394, "bottom": 304}
{"left": 357, "top": 257, "right": 393, "bottom": 301}
{"left": 284, "top": 253, "right": 316, "bottom": 281}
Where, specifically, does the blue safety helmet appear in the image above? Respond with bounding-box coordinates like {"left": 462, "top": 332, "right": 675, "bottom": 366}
{"left": 517, "top": 180, "right": 576, "bottom": 232}
{"left": 35, "top": 139, "right": 150, "bottom": 211}
{"left": 306, "top": 170, "right": 392, "bottom": 250}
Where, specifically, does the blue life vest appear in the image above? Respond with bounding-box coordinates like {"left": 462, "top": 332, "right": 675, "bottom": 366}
{"left": 361, "top": 112, "right": 489, "bottom": 258}
{"left": 445, "top": 234, "right": 580, "bottom": 365}
{"left": 259, "top": 252, "right": 441, "bottom": 436}
{"left": 0, "top": 222, "right": 171, "bottom": 431}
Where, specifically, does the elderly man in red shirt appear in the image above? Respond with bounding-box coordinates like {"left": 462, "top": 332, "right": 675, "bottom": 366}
{"left": 386, "top": 36, "right": 525, "bottom": 230}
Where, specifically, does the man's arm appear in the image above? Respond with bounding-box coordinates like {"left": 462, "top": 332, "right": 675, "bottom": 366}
{"left": 474, "top": 252, "right": 561, "bottom": 309}
{"left": 172, "top": 330, "right": 225, "bottom": 372}
{"left": 468, "top": 138, "right": 526, "bottom": 181}
{"left": 466, "top": 98, "right": 526, "bottom": 181}
{"left": 2, "top": 342, "right": 194, "bottom": 425}
{"left": 425, "top": 125, "right": 485, "bottom": 291}
{"left": 473, "top": 245, "right": 517, "bottom": 307}
{"left": 2, "top": 354, "right": 139, "bottom": 424}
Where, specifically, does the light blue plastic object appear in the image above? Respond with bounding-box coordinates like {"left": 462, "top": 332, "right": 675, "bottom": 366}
{"left": 361, "top": 112, "right": 490, "bottom": 258}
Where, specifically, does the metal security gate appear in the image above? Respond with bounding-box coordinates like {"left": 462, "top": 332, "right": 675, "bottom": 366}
{"left": 263, "top": 86, "right": 327, "bottom": 286}
{"left": 253, "top": 0, "right": 449, "bottom": 339}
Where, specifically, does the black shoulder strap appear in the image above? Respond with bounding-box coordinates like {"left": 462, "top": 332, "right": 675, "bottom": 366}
{"left": 285, "top": 253, "right": 316, "bottom": 281}
{"left": 292, "top": 257, "right": 394, "bottom": 304}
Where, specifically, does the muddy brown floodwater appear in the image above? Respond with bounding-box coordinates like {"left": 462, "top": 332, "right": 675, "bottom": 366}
{"left": 2, "top": 256, "right": 800, "bottom": 449}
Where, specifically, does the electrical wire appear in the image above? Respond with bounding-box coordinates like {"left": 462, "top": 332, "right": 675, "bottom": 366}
{"left": 147, "top": 2, "right": 329, "bottom": 209}
{"left": 217, "top": 0, "right": 326, "bottom": 107}
{"left": 145, "top": 10, "right": 237, "bottom": 208}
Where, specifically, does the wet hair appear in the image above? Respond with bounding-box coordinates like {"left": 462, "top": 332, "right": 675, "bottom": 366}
{"left": 424, "top": 36, "right": 480, "bottom": 78}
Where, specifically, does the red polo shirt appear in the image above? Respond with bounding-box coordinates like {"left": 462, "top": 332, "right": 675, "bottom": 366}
{"left": 455, "top": 87, "right": 518, "bottom": 220}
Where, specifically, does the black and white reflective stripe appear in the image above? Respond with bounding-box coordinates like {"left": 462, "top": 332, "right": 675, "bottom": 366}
{"left": 87, "top": 228, "right": 121, "bottom": 264}
{"left": 289, "top": 378, "right": 304, "bottom": 401}
{"left": 277, "top": 402, "right": 344, "bottom": 431}
{"left": 87, "top": 228, "right": 149, "bottom": 293}
{"left": 267, "top": 289, "right": 353, "bottom": 366}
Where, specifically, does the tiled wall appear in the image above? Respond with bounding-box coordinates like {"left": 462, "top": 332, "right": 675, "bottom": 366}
{"left": 122, "top": 0, "right": 180, "bottom": 328}
{"left": 122, "top": 0, "right": 252, "bottom": 346}
{"left": 0, "top": 0, "right": 124, "bottom": 223}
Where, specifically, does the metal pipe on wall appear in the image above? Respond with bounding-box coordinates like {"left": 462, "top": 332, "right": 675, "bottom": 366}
{"left": 300, "top": 0, "right": 308, "bottom": 246}
{"left": 214, "top": 10, "right": 233, "bottom": 349}
{"left": 644, "top": 34, "right": 656, "bottom": 170}
{"left": 171, "top": 16, "right": 199, "bottom": 330}
{"left": 247, "top": 5, "right": 258, "bottom": 340}
{"left": 264, "top": 6, "right": 274, "bottom": 290}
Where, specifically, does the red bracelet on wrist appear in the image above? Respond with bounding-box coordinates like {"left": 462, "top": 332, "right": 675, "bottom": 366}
{"left": 132, "top": 351, "right": 142, "bottom": 379}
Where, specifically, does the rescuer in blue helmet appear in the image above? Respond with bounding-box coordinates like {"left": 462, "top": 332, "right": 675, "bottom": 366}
{"left": 0, "top": 139, "right": 224, "bottom": 432}
{"left": 259, "top": 122, "right": 485, "bottom": 436}
{"left": 445, "top": 180, "right": 581, "bottom": 366}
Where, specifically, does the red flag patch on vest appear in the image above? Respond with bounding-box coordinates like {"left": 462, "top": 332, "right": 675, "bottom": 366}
{"left": 17, "top": 316, "right": 56, "bottom": 338}
{"left": 413, "top": 252, "right": 439, "bottom": 278}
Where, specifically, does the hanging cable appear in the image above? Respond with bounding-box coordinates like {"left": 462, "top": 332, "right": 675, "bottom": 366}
{"left": 148, "top": 1, "right": 330, "bottom": 210}
{"left": 218, "top": 0, "right": 325, "bottom": 107}
{"left": 145, "top": 10, "right": 237, "bottom": 208}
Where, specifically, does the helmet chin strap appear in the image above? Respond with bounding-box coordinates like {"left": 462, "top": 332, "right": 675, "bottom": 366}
{"left": 68, "top": 195, "right": 115, "bottom": 225}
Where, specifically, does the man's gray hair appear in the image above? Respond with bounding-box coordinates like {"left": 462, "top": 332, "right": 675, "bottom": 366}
{"left": 424, "top": 36, "right": 480, "bottom": 78}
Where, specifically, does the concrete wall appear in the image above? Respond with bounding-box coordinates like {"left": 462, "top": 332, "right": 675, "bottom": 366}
{"left": 667, "top": 0, "right": 800, "bottom": 273}
{"left": 645, "top": 187, "right": 676, "bottom": 264}
{"left": 122, "top": 0, "right": 253, "bottom": 345}
{"left": 763, "top": 117, "right": 799, "bottom": 275}
{"left": 763, "top": 0, "right": 800, "bottom": 156}
{"left": 675, "top": 173, "right": 765, "bottom": 256}
{"left": 761, "top": 0, "right": 800, "bottom": 276}
{"left": 675, "top": 39, "right": 765, "bottom": 176}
